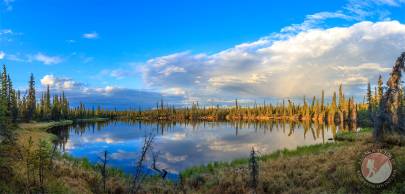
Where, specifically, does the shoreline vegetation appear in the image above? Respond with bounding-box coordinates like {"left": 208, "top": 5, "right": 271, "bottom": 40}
{"left": 2, "top": 120, "right": 134, "bottom": 193}
{"left": 3, "top": 121, "right": 405, "bottom": 193}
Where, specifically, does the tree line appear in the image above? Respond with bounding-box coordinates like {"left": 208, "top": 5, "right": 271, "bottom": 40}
{"left": 0, "top": 64, "right": 124, "bottom": 131}
{"left": 134, "top": 85, "right": 365, "bottom": 126}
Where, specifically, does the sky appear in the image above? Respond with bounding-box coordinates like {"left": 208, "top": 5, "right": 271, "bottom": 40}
{"left": 1, "top": 0, "right": 405, "bottom": 109}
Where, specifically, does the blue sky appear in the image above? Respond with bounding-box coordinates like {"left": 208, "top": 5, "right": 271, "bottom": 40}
{"left": 1, "top": 0, "right": 405, "bottom": 108}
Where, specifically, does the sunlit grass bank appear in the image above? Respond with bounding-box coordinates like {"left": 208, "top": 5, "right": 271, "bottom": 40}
{"left": 181, "top": 142, "right": 347, "bottom": 178}
{"left": 335, "top": 127, "right": 373, "bottom": 141}
{"left": 18, "top": 120, "right": 73, "bottom": 130}
{"left": 178, "top": 128, "right": 405, "bottom": 194}
{"left": 17, "top": 120, "right": 73, "bottom": 146}
{"left": 74, "top": 118, "right": 110, "bottom": 122}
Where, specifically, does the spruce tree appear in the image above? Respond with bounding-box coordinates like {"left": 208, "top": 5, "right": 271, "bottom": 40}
{"left": 8, "top": 76, "right": 18, "bottom": 122}
{"left": 367, "top": 82, "right": 373, "bottom": 121}
{"left": 45, "top": 85, "right": 51, "bottom": 120}
{"left": 338, "top": 84, "right": 345, "bottom": 110}
{"left": 321, "top": 90, "right": 325, "bottom": 112}
{"left": 377, "top": 75, "right": 384, "bottom": 103}
{"left": 26, "top": 73, "right": 36, "bottom": 121}
{"left": 330, "top": 92, "right": 337, "bottom": 122}
{"left": 0, "top": 65, "right": 9, "bottom": 128}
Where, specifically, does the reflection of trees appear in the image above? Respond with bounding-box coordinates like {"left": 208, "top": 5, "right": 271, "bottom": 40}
{"left": 321, "top": 122, "right": 325, "bottom": 143}
{"left": 288, "top": 122, "right": 296, "bottom": 137}
{"left": 49, "top": 118, "right": 350, "bottom": 150}
{"left": 331, "top": 124, "right": 337, "bottom": 138}
{"left": 302, "top": 121, "right": 310, "bottom": 138}
{"left": 49, "top": 120, "right": 112, "bottom": 151}
{"left": 310, "top": 123, "right": 316, "bottom": 141}
{"left": 314, "top": 121, "right": 326, "bottom": 143}
{"left": 49, "top": 125, "right": 70, "bottom": 151}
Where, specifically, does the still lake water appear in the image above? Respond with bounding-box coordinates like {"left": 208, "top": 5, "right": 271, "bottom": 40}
{"left": 50, "top": 120, "right": 345, "bottom": 177}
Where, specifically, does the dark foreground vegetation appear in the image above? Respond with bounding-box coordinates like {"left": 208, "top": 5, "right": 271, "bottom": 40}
{"left": 0, "top": 52, "right": 404, "bottom": 193}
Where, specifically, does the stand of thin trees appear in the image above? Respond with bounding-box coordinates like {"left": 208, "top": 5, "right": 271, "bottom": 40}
{"left": 136, "top": 86, "right": 363, "bottom": 127}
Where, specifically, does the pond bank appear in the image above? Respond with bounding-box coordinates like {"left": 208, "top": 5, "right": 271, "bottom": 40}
{"left": 74, "top": 117, "right": 110, "bottom": 122}
{"left": 177, "top": 128, "right": 405, "bottom": 193}
{"left": 1, "top": 119, "right": 131, "bottom": 193}
{"left": 4, "top": 120, "right": 405, "bottom": 193}
{"left": 18, "top": 120, "right": 73, "bottom": 130}
{"left": 17, "top": 120, "right": 74, "bottom": 146}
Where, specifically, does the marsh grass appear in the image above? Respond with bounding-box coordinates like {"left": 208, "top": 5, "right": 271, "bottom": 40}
{"left": 181, "top": 142, "right": 346, "bottom": 179}
{"left": 335, "top": 127, "right": 373, "bottom": 141}
{"left": 178, "top": 128, "right": 405, "bottom": 194}
{"left": 18, "top": 120, "right": 73, "bottom": 130}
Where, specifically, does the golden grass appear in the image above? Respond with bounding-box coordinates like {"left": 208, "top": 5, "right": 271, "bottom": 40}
{"left": 18, "top": 120, "right": 73, "bottom": 130}
{"left": 3, "top": 121, "right": 405, "bottom": 194}
{"left": 0, "top": 120, "right": 122, "bottom": 193}
{"left": 16, "top": 121, "right": 72, "bottom": 147}
{"left": 175, "top": 130, "right": 405, "bottom": 194}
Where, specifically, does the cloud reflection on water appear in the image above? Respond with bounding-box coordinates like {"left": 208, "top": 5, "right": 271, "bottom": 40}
{"left": 52, "top": 121, "right": 337, "bottom": 174}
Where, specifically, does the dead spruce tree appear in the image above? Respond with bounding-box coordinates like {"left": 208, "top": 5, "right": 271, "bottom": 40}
{"left": 151, "top": 150, "right": 168, "bottom": 179}
{"left": 374, "top": 52, "right": 405, "bottom": 141}
{"left": 249, "top": 147, "right": 259, "bottom": 192}
{"left": 97, "top": 150, "right": 109, "bottom": 193}
{"left": 131, "top": 134, "right": 154, "bottom": 193}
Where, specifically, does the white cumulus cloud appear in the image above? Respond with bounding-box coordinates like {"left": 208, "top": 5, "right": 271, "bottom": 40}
{"left": 40, "top": 75, "right": 81, "bottom": 90}
{"left": 34, "top": 53, "right": 62, "bottom": 65}
{"left": 82, "top": 32, "right": 99, "bottom": 39}
{"left": 141, "top": 21, "right": 405, "bottom": 103}
{"left": 95, "top": 86, "right": 116, "bottom": 94}
{"left": 0, "top": 51, "right": 5, "bottom": 59}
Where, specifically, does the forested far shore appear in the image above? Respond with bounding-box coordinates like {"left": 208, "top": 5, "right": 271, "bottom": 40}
{"left": 0, "top": 64, "right": 125, "bottom": 132}
{"left": 0, "top": 64, "right": 400, "bottom": 131}
{"left": 137, "top": 86, "right": 364, "bottom": 123}
{"left": 129, "top": 79, "right": 393, "bottom": 128}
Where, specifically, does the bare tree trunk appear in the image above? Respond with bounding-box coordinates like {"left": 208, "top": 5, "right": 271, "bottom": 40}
{"left": 131, "top": 134, "right": 154, "bottom": 193}
{"left": 151, "top": 150, "right": 168, "bottom": 179}
{"left": 97, "top": 150, "right": 108, "bottom": 193}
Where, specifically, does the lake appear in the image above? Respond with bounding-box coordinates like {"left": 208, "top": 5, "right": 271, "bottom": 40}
{"left": 50, "top": 120, "right": 348, "bottom": 178}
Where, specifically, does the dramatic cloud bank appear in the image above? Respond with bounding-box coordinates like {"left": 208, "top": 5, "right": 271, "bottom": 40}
{"left": 141, "top": 21, "right": 405, "bottom": 103}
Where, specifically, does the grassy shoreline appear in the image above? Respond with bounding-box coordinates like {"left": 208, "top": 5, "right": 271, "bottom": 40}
{"left": 181, "top": 142, "right": 348, "bottom": 178}
{"left": 3, "top": 120, "right": 405, "bottom": 193}
{"left": 74, "top": 117, "right": 110, "bottom": 122}
{"left": 16, "top": 120, "right": 74, "bottom": 147}
{"left": 181, "top": 128, "right": 374, "bottom": 179}
{"left": 1, "top": 119, "right": 132, "bottom": 193}
{"left": 178, "top": 128, "right": 405, "bottom": 193}
{"left": 18, "top": 120, "right": 74, "bottom": 130}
